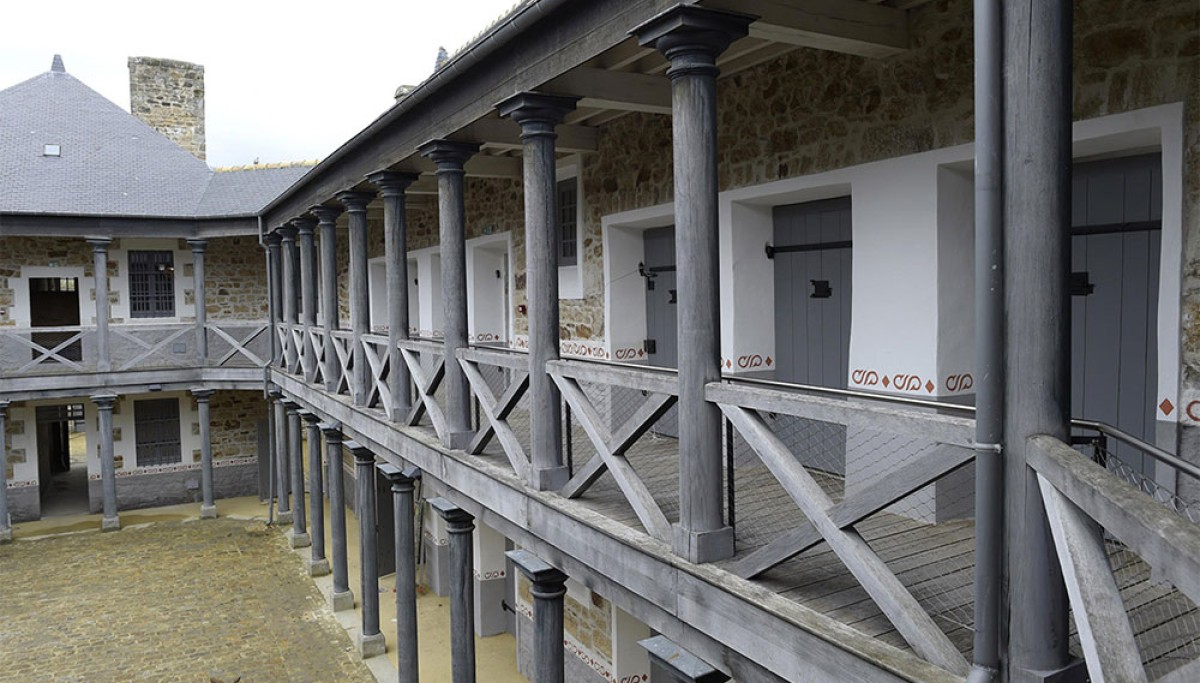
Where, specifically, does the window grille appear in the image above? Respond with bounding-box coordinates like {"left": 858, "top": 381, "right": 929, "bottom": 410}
{"left": 128, "top": 250, "right": 175, "bottom": 318}
{"left": 134, "top": 398, "right": 182, "bottom": 467}
{"left": 556, "top": 177, "right": 578, "bottom": 267}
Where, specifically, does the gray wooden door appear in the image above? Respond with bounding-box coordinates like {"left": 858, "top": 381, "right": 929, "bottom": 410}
{"left": 641, "top": 227, "right": 678, "bottom": 438}
{"left": 1071, "top": 154, "right": 1161, "bottom": 478}
{"left": 771, "top": 197, "right": 853, "bottom": 476}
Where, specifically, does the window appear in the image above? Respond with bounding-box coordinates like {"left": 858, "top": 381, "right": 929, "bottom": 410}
{"left": 556, "top": 177, "right": 578, "bottom": 267}
{"left": 128, "top": 250, "right": 175, "bottom": 318}
{"left": 134, "top": 398, "right": 182, "bottom": 467}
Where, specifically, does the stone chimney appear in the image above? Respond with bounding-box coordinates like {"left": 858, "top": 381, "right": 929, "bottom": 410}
{"left": 128, "top": 56, "right": 206, "bottom": 160}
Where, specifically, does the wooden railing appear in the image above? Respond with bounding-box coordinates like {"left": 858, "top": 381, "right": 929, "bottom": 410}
{"left": 457, "top": 346, "right": 531, "bottom": 479}
{"left": 398, "top": 339, "right": 446, "bottom": 441}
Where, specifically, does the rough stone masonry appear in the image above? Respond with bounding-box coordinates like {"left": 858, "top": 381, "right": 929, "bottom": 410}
{"left": 128, "top": 56, "right": 206, "bottom": 160}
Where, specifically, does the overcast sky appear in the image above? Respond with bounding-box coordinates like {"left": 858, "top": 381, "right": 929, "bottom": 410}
{"left": 0, "top": 0, "right": 520, "bottom": 168}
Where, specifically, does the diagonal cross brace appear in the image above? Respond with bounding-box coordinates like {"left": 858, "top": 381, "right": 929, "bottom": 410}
{"left": 561, "top": 391, "right": 676, "bottom": 499}
{"left": 402, "top": 348, "right": 447, "bottom": 440}
{"left": 210, "top": 324, "right": 268, "bottom": 367}
{"left": 461, "top": 359, "right": 530, "bottom": 479}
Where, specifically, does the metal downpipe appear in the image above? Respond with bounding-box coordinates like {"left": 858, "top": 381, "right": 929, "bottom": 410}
{"left": 971, "top": 0, "right": 1003, "bottom": 680}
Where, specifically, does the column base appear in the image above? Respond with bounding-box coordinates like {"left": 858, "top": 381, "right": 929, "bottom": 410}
{"left": 358, "top": 631, "right": 387, "bottom": 658}
{"left": 200, "top": 504, "right": 217, "bottom": 519}
{"left": 1012, "top": 659, "right": 1088, "bottom": 683}
{"left": 330, "top": 589, "right": 355, "bottom": 612}
{"left": 276, "top": 510, "right": 293, "bottom": 525}
{"left": 531, "top": 465, "right": 570, "bottom": 491}
{"left": 0, "top": 528, "right": 12, "bottom": 544}
{"left": 307, "top": 557, "right": 331, "bottom": 577}
{"left": 101, "top": 516, "right": 121, "bottom": 532}
{"left": 672, "top": 524, "right": 734, "bottom": 564}
{"left": 288, "top": 531, "right": 312, "bottom": 549}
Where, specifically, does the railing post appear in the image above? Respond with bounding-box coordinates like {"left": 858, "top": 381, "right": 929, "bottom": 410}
{"left": 418, "top": 140, "right": 481, "bottom": 450}
{"left": 313, "top": 205, "right": 344, "bottom": 392}
{"left": 296, "top": 215, "right": 319, "bottom": 383}
{"left": 0, "top": 400, "right": 11, "bottom": 543}
{"left": 322, "top": 422, "right": 354, "bottom": 611}
{"left": 338, "top": 191, "right": 375, "bottom": 407}
{"left": 265, "top": 232, "right": 283, "bottom": 367}
{"left": 1002, "top": 1, "right": 1083, "bottom": 681}
{"left": 366, "top": 171, "right": 420, "bottom": 422}
{"left": 498, "top": 92, "right": 579, "bottom": 491}
{"left": 87, "top": 237, "right": 112, "bottom": 373}
{"left": 93, "top": 393, "right": 120, "bottom": 531}
{"left": 193, "top": 389, "right": 216, "bottom": 519}
{"left": 280, "top": 225, "right": 299, "bottom": 372}
{"left": 635, "top": 6, "right": 753, "bottom": 564}
{"left": 187, "top": 239, "right": 208, "bottom": 364}
{"left": 348, "top": 440, "right": 385, "bottom": 658}
{"left": 378, "top": 463, "right": 422, "bottom": 683}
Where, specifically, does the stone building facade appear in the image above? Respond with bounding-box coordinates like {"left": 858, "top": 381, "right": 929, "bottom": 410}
{"left": 128, "top": 56, "right": 206, "bottom": 161}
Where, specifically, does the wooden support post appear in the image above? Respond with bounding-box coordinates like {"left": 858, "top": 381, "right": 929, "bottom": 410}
{"left": 296, "top": 216, "right": 319, "bottom": 383}
{"left": 429, "top": 497, "right": 476, "bottom": 683}
{"left": 304, "top": 411, "right": 329, "bottom": 576}
{"left": 287, "top": 403, "right": 310, "bottom": 548}
{"left": 378, "top": 463, "right": 422, "bottom": 683}
{"left": 193, "top": 389, "right": 216, "bottom": 519}
{"left": 0, "top": 401, "right": 11, "bottom": 543}
{"left": 313, "top": 205, "right": 344, "bottom": 392}
{"left": 367, "top": 171, "right": 420, "bottom": 421}
{"left": 87, "top": 238, "right": 112, "bottom": 373}
{"left": 322, "top": 422, "right": 354, "bottom": 611}
{"left": 93, "top": 393, "right": 120, "bottom": 531}
{"left": 265, "top": 232, "right": 283, "bottom": 366}
{"left": 348, "top": 440, "right": 385, "bottom": 658}
{"left": 338, "top": 192, "right": 375, "bottom": 406}
{"left": 187, "top": 239, "right": 208, "bottom": 363}
{"left": 270, "top": 391, "right": 292, "bottom": 524}
{"left": 507, "top": 549, "right": 568, "bottom": 683}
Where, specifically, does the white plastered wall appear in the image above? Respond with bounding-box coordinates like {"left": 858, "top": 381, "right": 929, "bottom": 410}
{"left": 409, "top": 246, "right": 444, "bottom": 338}
{"left": 83, "top": 391, "right": 201, "bottom": 475}
{"left": 466, "top": 232, "right": 514, "bottom": 343}
{"left": 601, "top": 203, "right": 674, "bottom": 362}
{"left": 5, "top": 403, "right": 37, "bottom": 488}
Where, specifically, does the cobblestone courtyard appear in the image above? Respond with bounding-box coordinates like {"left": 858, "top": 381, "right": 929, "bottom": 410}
{"left": 0, "top": 518, "right": 377, "bottom": 683}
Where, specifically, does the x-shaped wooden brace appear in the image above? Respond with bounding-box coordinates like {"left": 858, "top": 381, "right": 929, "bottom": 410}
{"left": 330, "top": 334, "right": 353, "bottom": 396}
{"left": 551, "top": 373, "right": 674, "bottom": 543}
{"left": 113, "top": 326, "right": 193, "bottom": 371}
{"left": 360, "top": 340, "right": 391, "bottom": 417}
{"left": 401, "top": 348, "right": 447, "bottom": 441}
{"left": 461, "top": 359, "right": 530, "bottom": 479}
{"left": 306, "top": 329, "right": 326, "bottom": 383}
{"left": 719, "top": 403, "right": 970, "bottom": 676}
{"left": 16, "top": 331, "right": 86, "bottom": 372}
{"left": 209, "top": 324, "right": 268, "bottom": 367}
{"left": 289, "top": 327, "right": 305, "bottom": 374}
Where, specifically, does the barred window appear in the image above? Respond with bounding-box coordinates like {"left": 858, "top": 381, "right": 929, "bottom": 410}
{"left": 556, "top": 177, "right": 578, "bottom": 267}
{"left": 128, "top": 250, "right": 175, "bottom": 318}
{"left": 134, "top": 398, "right": 182, "bottom": 467}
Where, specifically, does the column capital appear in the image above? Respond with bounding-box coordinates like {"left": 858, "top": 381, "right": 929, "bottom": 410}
{"left": 186, "top": 238, "right": 208, "bottom": 253}
{"left": 336, "top": 191, "right": 374, "bottom": 214}
{"left": 282, "top": 399, "right": 301, "bottom": 412}
{"left": 91, "top": 393, "right": 118, "bottom": 409}
{"left": 345, "top": 440, "right": 375, "bottom": 463}
{"left": 377, "top": 462, "right": 422, "bottom": 491}
{"left": 268, "top": 388, "right": 284, "bottom": 400}
{"left": 86, "top": 237, "right": 112, "bottom": 251}
{"left": 417, "top": 139, "right": 481, "bottom": 171}
{"left": 291, "top": 215, "right": 318, "bottom": 236}
{"left": 0, "top": 400, "right": 10, "bottom": 413}
{"left": 366, "top": 170, "right": 420, "bottom": 197}
{"left": 496, "top": 92, "right": 580, "bottom": 137}
{"left": 264, "top": 232, "right": 282, "bottom": 248}
{"left": 634, "top": 6, "right": 754, "bottom": 77}
{"left": 191, "top": 388, "right": 214, "bottom": 401}
{"left": 506, "top": 549, "right": 568, "bottom": 590}
{"left": 311, "top": 204, "right": 343, "bottom": 225}
{"left": 639, "top": 636, "right": 730, "bottom": 683}
{"left": 301, "top": 410, "right": 322, "bottom": 425}
{"left": 428, "top": 496, "right": 474, "bottom": 529}
{"left": 319, "top": 422, "right": 343, "bottom": 440}
{"left": 277, "top": 225, "right": 297, "bottom": 243}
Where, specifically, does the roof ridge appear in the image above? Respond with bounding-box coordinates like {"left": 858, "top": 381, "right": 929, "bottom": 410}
{"left": 213, "top": 159, "right": 321, "bottom": 172}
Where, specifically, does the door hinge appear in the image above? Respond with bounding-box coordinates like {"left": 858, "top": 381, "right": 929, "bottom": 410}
{"left": 1070, "top": 271, "right": 1095, "bottom": 296}
{"left": 644, "top": 339, "right": 657, "bottom": 355}
{"left": 810, "top": 280, "right": 832, "bottom": 299}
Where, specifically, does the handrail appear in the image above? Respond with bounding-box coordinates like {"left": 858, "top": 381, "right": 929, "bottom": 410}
{"left": 1070, "top": 418, "right": 1200, "bottom": 482}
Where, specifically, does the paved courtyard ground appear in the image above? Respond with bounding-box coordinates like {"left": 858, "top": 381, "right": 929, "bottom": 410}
{"left": 0, "top": 517, "right": 376, "bottom": 683}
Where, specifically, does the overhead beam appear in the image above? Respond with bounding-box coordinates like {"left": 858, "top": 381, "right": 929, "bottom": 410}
{"left": 451, "top": 118, "right": 598, "bottom": 153}
{"left": 543, "top": 67, "right": 672, "bottom": 115}
{"left": 695, "top": 0, "right": 910, "bottom": 58}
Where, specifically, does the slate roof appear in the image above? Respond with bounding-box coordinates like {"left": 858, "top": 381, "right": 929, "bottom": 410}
{"left": 0, "top": 57, "right": 311, "bottom": 219}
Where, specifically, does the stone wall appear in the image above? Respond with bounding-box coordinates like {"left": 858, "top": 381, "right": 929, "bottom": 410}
{"left": 204, "top": 390, "right": 267, "bottom": 461}
{"left": 0, "top": 237, "right": 97, "bottom": 327}
{"left": 206, "top": 235, "right": 269, "bottom": 320}
{"left": 128, "top": 56, "right": 206, "bottom": 160}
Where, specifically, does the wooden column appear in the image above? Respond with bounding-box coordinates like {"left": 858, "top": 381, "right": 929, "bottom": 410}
{"left": 279, "top": 226, "right": 299, "bottom": 371}
{"left": 192, "top": 389, "right": 216, "bottom": 519}
{"left": 265, "top": 233, "right": 283, "bottom": 366}
{"left": 417, "top": 140, "right": 481, "bottom": 449}
{"left": 0, "top": 401, "right": 11, "bottom": 543}
{"left": 270, "top": 390, "right": 292, "bottom": 524}
{"left": 93, "top": 393, "right": 120, "bottom": 531}
{"left": 287, "top": 402, "right": 310, "bottom": 548}
{"left": 379, "top": 463, "right": 422, "bottom": 683}
{"left": 348, "top": 441, "right": 385, "bottom": 658}
{"left": 497, "top": 92, "right": 579, "bottom": 491}
{"left": 87, "top": 238, "right": 112, "bottom": 373}
{"left": 338, "top": 191, "right": 375, "bottom": 406}
{"left": 429, "top": 497, "right": 476, "bottom": 683}
{"left": 295, "top": 216, "right": 319, "bottom": 383}
{"left": 313, "top": 205, "right": 344, "bottom": 392}
{"left": 322, "top": 422, "right": 354, "bottom": 611}
{"left": 507, "top": 549, "right": 568, "bottom": 683}
{"left": 304, "top": 411, "right": 330, "bottom": 576}
{"left": 635, "top": 6, "right": 752, "bottom": 564}
{"left": 187, "top": 239, "right": 208, "bottom": 363}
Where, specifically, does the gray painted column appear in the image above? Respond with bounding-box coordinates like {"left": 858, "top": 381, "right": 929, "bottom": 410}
{"left": 636, "top": 6, "right": 752, "bottom": 564}
{"left": 507, "top": 549, "right": 568, "bottom": 683}
{"left": 348, "top": 441, "right": 385, "bottom": 657}
{"left": 304, "top": 411, "right": 330, "bottom": 576}
{"left": 271, "top": 391, "right": 292, "bottom": 524}
{"left": 87, "top": 238, "right": 112, "bottom": 373}
{"left": 429, "top": 497, "right": 475, "bottom": 683}
{"left": 1002, "top": 2, "right": 1081, "bottom": 682}
{"left": 266, "top": 233, "right": 283, "bottom": 367}
{"left": 280, "top": 226, "right": 299, "bottom": 371}
{"left": 193, "top": 389, "right": 216, "bottom": 519}
{"left": 188, "top": 239, "right": 208, "bottom": 364}
{"left": 287, "top": 402, "right": 310, "bottom": 548}
{"left": 417, "top": 140, "right": 480, "bottom": 449}
{"left": 379, "top": 463, "right": 422, "bottom": 683}
{"left": 313, "top": 205, "right": 344, "bottom": 392}
{"left": 366, "top": 171, "right": 420, "bottom": 422}
{"left": 338, "top": 191, "right": 375, "bottom": 407}
{"left": 639, "top": 636, "right": 729, "bottom": 683}
{"left": 497, "top": 93, "right": 579, "bottom": 491}
{"left": 296, "top": 216, "right": 319, "bottom": 383}
{"left": 0, "top": 400, "right": 11, "bottom": 543}
{"left": 93, "top": 393, "right": 119, "bottom": 531}
{"left": 322, "top": 423, "right": 354, "bottom": 611}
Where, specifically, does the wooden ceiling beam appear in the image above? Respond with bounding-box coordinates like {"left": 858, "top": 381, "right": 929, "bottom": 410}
{"left": 696, "top": 0, "right": 910, "bottom": 58}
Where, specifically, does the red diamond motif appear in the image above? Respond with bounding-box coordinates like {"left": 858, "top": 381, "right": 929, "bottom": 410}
{"left": 1160, "top": 398, "right": 1175, "bottom": 416}
{"left": 765, "top": 356, "right": 773, "bottom": 366}
{"left": 881, "top": 376, "right": 890, "bottom": 388}
{"left": 925, "top": 380, "right": 935, "bottom": 393}
{"left": 725, "top": 359, "right": 732, "bottom": 368}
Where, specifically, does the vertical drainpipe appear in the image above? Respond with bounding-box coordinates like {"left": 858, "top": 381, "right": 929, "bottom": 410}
{"left": 968, "top": 0, "right": 1003, "bottom": 681}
